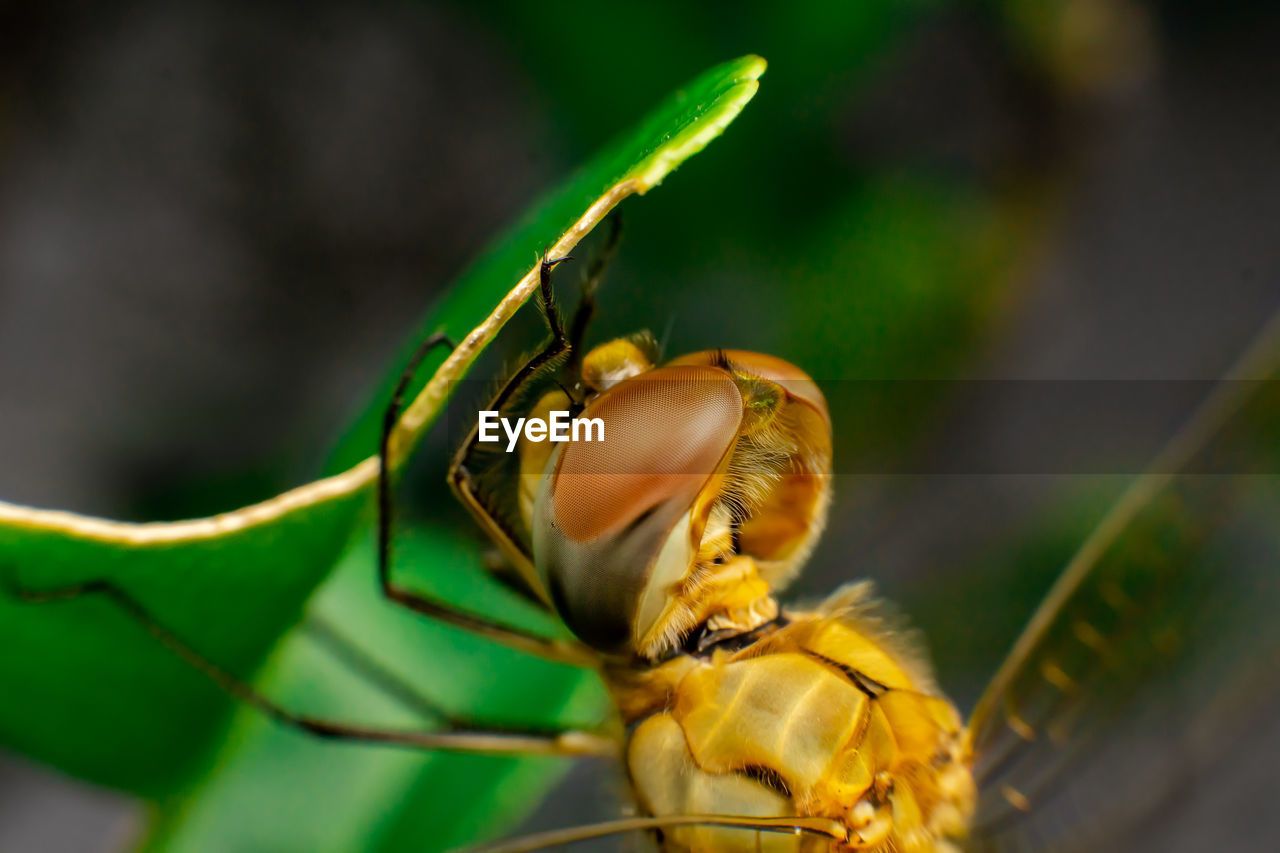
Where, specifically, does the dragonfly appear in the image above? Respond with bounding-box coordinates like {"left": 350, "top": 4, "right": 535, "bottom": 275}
{"left": 7, "top": 229, "right": 1280, "bottom": 851}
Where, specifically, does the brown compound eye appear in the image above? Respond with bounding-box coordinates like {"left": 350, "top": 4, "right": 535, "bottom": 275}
{"left": 669, "top": 350, "right": 832, "bottom": 589}
{"left": 672, "top": 349, "right": 830, "bottom": 427}
{"left": 532, "top": 365, "right": 744, "bottom": 654}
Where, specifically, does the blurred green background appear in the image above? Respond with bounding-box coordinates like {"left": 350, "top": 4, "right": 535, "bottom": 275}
{"left": 0, "top": 1, "right": 1277, "bottom": 851}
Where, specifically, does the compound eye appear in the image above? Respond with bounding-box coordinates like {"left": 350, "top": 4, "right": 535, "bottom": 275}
{"left": 670, "top": 349, "right": 829, "bottom": 425}
{"left": 533, "top": 365, "right": 743, "bottom": 654}
{"left": 669, "top": 350, "right": 833, "bottom": 588}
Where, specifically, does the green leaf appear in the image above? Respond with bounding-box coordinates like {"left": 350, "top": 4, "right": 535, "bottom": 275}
{"left": 0, "top": 54, "right": 766, "bottom": 847}
{"left": 0, "top": 478, "right": 372, "bottom": 794}
{"left": 146, "top": 528, "right": 611, "bottom": 852}
{"left": 328, "top": 53, "right": 768, "bottom": 473}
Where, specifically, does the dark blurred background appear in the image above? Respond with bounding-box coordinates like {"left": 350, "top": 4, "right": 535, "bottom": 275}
{"left": 1, "top": 0, "right": 1277, "bottom": 850}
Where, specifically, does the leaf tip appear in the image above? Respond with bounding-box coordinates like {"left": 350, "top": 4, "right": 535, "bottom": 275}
{"left": 740, "top": 53, "right": 768, "bottom": 80}
{"left": 630, "top": 54, "right": 767, "bottom": 193}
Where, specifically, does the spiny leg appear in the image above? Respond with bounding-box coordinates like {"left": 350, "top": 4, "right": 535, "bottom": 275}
{"left": 377, "top": 320, "right": 596, "bottom": 667}
{"left": 447, "top": 255, "right": 578, "bottom": 606}
{"left": 2, "top": 571, "right": 617, "bottom": 758}
{"left": 567, "top": 212, "right": 622, "bottom": 359}
{"left": 461, "top": 814, "right": 848, "bottom": 853}
{"left": 301, "top": 614, "right": 454, "bottom": 725}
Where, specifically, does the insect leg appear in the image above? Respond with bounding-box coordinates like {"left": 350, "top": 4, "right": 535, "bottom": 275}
{"left": 301, "top": 614, "right": 455, "bottom": 724}
{"left": 460, "top": 813, "right": 847, "bottom": 853}
{"left": 446, "top": 255, "right": 576, "bottom": 605}
{"left": 377, "top": 315, "right": 597, "bottom": 667}
{"left": 566, "top": 212, "right": 622, "bottom": 357}
{"left": 3, "top": 573, "right": 617, "bottom": 758}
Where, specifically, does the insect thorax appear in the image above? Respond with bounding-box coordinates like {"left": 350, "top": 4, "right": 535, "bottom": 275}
{"left": 609, "top": 585, "right": 976, "bottom": 852}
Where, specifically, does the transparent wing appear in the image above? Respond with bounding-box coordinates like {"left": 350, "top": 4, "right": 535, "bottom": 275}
{"left": 964, "top": 312, "right": 1280, "bottom": 853}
